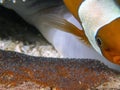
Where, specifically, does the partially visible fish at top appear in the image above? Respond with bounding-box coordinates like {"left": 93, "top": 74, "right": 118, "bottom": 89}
{"left": 0, "top": 0, "right": 84, "bottom": 38}
{"left": 0, "top": 0, "right": 92, "bottom": 58}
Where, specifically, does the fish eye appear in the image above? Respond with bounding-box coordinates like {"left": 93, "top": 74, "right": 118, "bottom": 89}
{"left": 96, "top": 37, "right": 102, "bottom": 47}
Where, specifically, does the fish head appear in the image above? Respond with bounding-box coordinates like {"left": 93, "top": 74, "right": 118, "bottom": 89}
{"left": 64, "top": 0, "right": 120, "bottom": 65}
{"left": 96, "top": 18, "right": 120, "bottom": 65}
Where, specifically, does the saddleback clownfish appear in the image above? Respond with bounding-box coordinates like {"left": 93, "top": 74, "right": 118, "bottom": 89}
{"left": 63, "top": 0, "right": 120, "bottom": 65}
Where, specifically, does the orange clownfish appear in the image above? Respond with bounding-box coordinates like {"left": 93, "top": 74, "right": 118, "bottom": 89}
{"left": 63, "top": 0, "right": 120, "bottom": 65}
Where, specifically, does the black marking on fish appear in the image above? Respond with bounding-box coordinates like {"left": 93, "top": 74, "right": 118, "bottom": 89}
{"left": 27, "top": 0, "right": 63, "bottom": 10}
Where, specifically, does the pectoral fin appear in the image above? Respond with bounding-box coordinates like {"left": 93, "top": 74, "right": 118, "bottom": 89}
{"left": 39, "top": 14, "right": 90, "bottom": 45}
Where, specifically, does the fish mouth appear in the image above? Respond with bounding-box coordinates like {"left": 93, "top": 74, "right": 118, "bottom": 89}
{"left": 113, "top": 56, "right": 120, "bottom": 65}
{"left": 102, "top": 49, "right": 120, "bottom": 65}
{"left": 106, "top": 54, "right": 120, "bottom": 65}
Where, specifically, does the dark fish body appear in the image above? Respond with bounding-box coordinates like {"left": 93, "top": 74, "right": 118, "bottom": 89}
{"left": 1, "top": 0, "right": 64, "bottom": 23}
